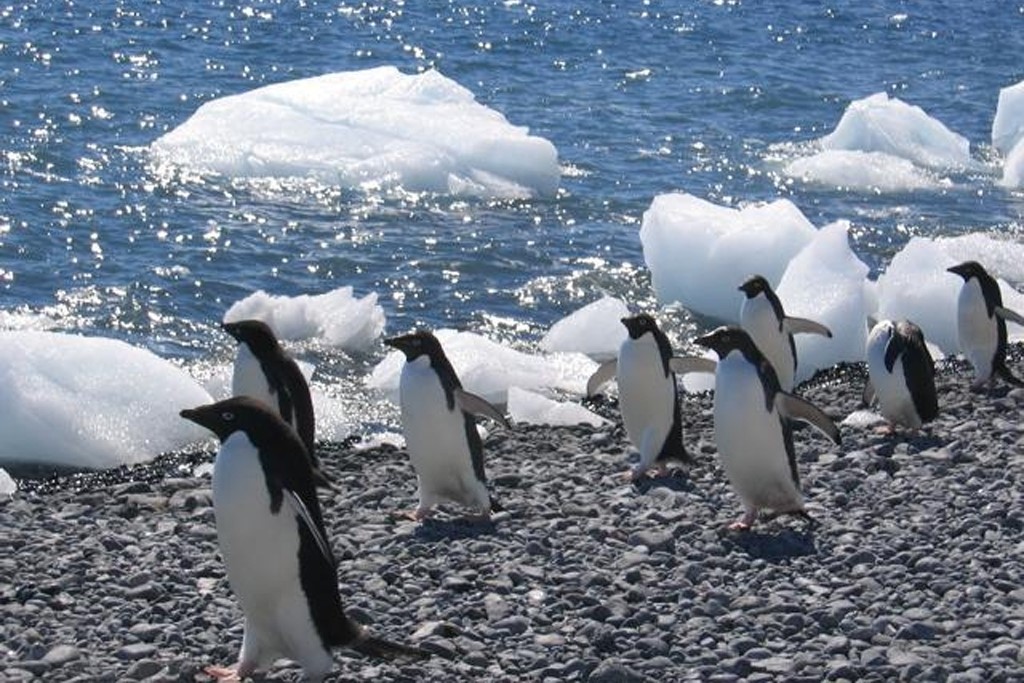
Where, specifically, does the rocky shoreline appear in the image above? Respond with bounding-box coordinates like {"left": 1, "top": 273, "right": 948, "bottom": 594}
{"left": 3, "top": 354, "right": 1024, "bottom": 682}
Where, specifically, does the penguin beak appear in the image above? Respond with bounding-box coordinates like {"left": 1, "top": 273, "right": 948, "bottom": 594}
{"left": 620, "top": 316, "right": 641, "bottom": 338}
{"left": 694, "top": 329, "right": 727, "bottom": 356}
{"left": 180, "top": 405, "right": 217, "bottom": 433}
{"left": 383, "top": 335, "right": 414, "bottom": 359}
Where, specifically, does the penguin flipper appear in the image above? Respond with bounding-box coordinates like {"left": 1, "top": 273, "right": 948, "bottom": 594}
{"left": 995, "top": 305, "right": 1024, "bottom": 327}
{"left": 784, "top": 316, "right": 832, "bottom": 338}
{"left": 455, "top": 389, "right": 510, "bottom": 429}
{"left": 282, "top": 489, "right": 335, "bottom": 567}
{"left": 351, "top": 632, "right": 433, "bottom": 661}
{"left": 775, "top": 392, "right": 841, "bottom": 445}
{"left": 669, "top": 356, "right": 717, "bottom": 375}
{"left": 586, "top": 359, "right": 618, "bottom": 396}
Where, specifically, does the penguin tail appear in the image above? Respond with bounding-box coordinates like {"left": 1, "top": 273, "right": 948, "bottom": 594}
{"left": 489, "top": 494, "right": 504, "bottom": 513}
{"left": 352, "top": 632, "right": 434, "bottom": 661}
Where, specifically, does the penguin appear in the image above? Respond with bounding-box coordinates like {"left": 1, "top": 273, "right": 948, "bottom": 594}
{"left": 179, "top": 397, "right": 428, "bottom": 682}
{"left": 223, "top": 319, "right": 317, "bottom": 458}
{"left": 587, "top": 313, "right": 715, "bottom": 480}
{"left": 738, "top": 275, "right": 832, "bottom": 392}
{"left": 947, "top": 260, "right": 1024, "bottom": 390}
{"left": 863, "top": 319, "right": 939, "bottom": 430}
{"left": 383, "top": 330, "right": 509, "bottom": 521}
{"left": 694, "top": 326, "right": 841, "bottom": 530}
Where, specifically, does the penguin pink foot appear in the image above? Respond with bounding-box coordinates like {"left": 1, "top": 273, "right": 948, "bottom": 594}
{"left": 204, "top": 663, "right": 253, "bottom": 681}
{"left": 728, "top": 509, "right": 759, "bottom": 531}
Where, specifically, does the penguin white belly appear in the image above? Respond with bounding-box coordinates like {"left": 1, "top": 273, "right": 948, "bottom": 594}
{"left": 741, "top": 297, "right": 794, "bottom": 391}
{"left": 212, "top": 433, "right": 325, "bottom": 668}
{"left": 232, "top": 346, "right": 278, "bottom": 413}
{"left": 713, "top": 354, "right": 801, "bottom": 512}
{"left": 866, "top": 335, "right": 919, "bottom": 428}
{"left": 617, "top": 336, "right": 674, "bottom": 467}
{"left": 958, "top": 280, "right": 997, "bottom": 380}
{"left": 399, "top": 358, "right": 487, "bottom": 509}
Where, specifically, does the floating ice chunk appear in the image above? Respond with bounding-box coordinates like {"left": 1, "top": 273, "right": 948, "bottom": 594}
{"left": 539, "top": 296, "right": 629, "bottom": 361}
{"left": 822, "top": 92, "right": 971, "bottom": 170}
{"left": 507, "top": 386, "right": 608, "bottom": 427}
{"left": 640, "top": 193, "right": 816, "bottom": 322}
{"left": 224, "top": 287, "right": 385, "bottom": 353}
{"left": 151, "top": 66, "right": 559, "bottom": 199}
{"left": 0, "top": 332, "right": 212, "bottom": 469}
{"left": 784, "top": 149, "right": 945, "bottom": 192}
{"left": 876, "top": 235, "right": 1024, "bottom": 352}
{"left": 777, "top": 221, "right": 872, "bottom": 382}
{"left": 993, "top": 80, "right": 1024, "bottom": 156}
{"left": 999, "top": 138, "right": 1024, "bottom": 188}
{"left": 0, "top": 467, "right": 15, "bottom": 496}
{"left": 368, "top": 329, "right": 597, "bottom": 406}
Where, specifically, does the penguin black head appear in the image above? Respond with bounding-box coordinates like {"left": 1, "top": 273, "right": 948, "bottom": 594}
{"left": 384, "top": 329, "right": 444, "bottom": 362}
{"left": 694, "top": 325, "right": 759, "bottom": 360}
{"left": 621, "top": 313, "right": 661, "bottom": 340}
{"left": 180, "top": 396, "right": 276, "bottom": 443}
{"left": 223, "top": 319, "right": 284, "bottom": 357}
{"left": 738, "top": 275, "right": 771, "bottom": 299}
{"left": 947, "top": 260, "right": 988, "bottom": 282}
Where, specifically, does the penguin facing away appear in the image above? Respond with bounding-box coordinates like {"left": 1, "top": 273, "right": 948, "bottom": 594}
{"left": 587, "top": 313, "right": 715, "bottom": 480}
{"left": 695, "top": 326, "right": 841, "bottom": 530}
{"left": 947, "top": 261, "right": 1024, "bottom": 390}
{"left": 863, "top": 319, "right": 939, "bottom": 431}
{"left": 223, "top": 319, "right": 317, "bottom": 458}
{"left": 738, "top": 275, "right": 832, "bottom": 392}
{"left": 384, "top": 330, "right": 509, "bottom": 521}
{"left": 180, "top": 397, "right": 428, "bottom": 682}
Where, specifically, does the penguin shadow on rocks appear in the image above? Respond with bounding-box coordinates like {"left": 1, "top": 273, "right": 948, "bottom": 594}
{"left": 409, "top": 511, "right": 503, "bottom": 541}
{"left": 718, "top": 521, "right": 818, "bottom": 560}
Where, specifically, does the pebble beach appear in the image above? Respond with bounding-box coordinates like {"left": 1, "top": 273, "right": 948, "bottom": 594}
{"left": 3, "top": 354, "right": 1024, "bottom": 683}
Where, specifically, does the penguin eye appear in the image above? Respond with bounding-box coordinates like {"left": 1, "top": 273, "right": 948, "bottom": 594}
{"left": 222, "top": 411, "right": 235, "bottom": 421}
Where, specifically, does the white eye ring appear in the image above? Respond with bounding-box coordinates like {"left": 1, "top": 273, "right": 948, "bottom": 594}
{"left": 222, "top": 411, "right": 235, "bottom": 421}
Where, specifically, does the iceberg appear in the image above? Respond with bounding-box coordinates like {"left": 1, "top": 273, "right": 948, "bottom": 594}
{"left": 784, "top": 149, "right": 945, "bottom": 192}
{"left": 368, "top": 329, "right": 597, "bottom": 406}
{"left": 639, "top": 193, "right": 816, "bottom": 322}
{"left": 876, "top": 235, "right": 1024, "bottom": 352}
{"left": 507, "top": 387, "right": 608, "bottom": 427}
{"left": 992, "top": 80, "right": 1024, "bottom": 157}
{"left": 539, "top": 296, "right": 629, "bottom": 361}
{"left": 821, "top": 92, "right": 971, "bottom": 170}
{"left": 151, "top": 66, "right": 559, "bottom": 198}
{"left": 0, "top": 332, "right": 212, "bottom": 469}
{"left": 777, "top": 221, "right": 872, "bottom": 382}
{"left": 224, "top": 286, "right": 385, "bottom": 353}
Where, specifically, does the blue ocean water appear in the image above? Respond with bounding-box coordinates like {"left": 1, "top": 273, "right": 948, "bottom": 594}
{"left": 2, "top": 1, "right": 1023, "bottom": 428}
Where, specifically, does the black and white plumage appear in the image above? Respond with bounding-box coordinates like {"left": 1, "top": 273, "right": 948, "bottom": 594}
{"left": 384, "top": 330, "right": 508, "bottom": 521}
{"left": 863, "top": 319, "right": 939, "bottom": 430}
{"left": 947, "top": 260, "right": 1024, "bottom": 390}
{"left": 179, "top": 397, "right": 427, "bottom": 682}
{"left": 738, "top": 275, "right": 832, "bottom": 392}
{"left": 695, "top": 326, "right": 841, "bottom": 530}
{"left": 586, "top": 313, "right": 714, "bottom": 479}
{"left": 223, "top": 319, "right": 317, "bottom": 458}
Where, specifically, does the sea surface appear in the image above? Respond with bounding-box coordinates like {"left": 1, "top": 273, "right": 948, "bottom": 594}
{"left": 2, "top": 0, "right": 1024, "bottom": 433}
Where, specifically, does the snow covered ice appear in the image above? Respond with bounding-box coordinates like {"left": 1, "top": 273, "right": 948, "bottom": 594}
{"left": 0, "top": 332, "right": 212, "bottom": 470}
{"left": 539, "top": 296, "right": 629, "bottom": 361}
{"left": 150, "top": 66, "right": 560, "bottom": 198}
{"left": 992, "top": 80, "right": 1024, "bottom": 157}
{"left": 507, "top": 387, "right": 608, "bottom": 428}
{"left": 224, "top": 286, "right": 385, "bottom": 353}
{"left": 639, "top": 193, "right": 816, "bottom": 322}
{"left": 369, "top": 329, "right": 597, "bottom": 406}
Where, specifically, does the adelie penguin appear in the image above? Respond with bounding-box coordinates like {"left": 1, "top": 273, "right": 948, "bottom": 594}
{"left": 738, "top": 275, "right": 832, "bottom": 393}
{"left": 695, "top": 326, "right": 841, "bottom": 530}
{"left": 384, "top": 330, "right": 509, "bottom": 521}
{"left": 180, "top": 397, "right": 428, "bottom": 682}
{"left": 864, "top": 319, "right": 939, "bottom": 431}
{"left": 223, "top": 319, "right": 317, "bottom": 458}
{"left": 947, "top": 260, "right": 1024, "bottom": 390}
{"left": 587, "top": 313, "right": 715, "bottom": 480}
